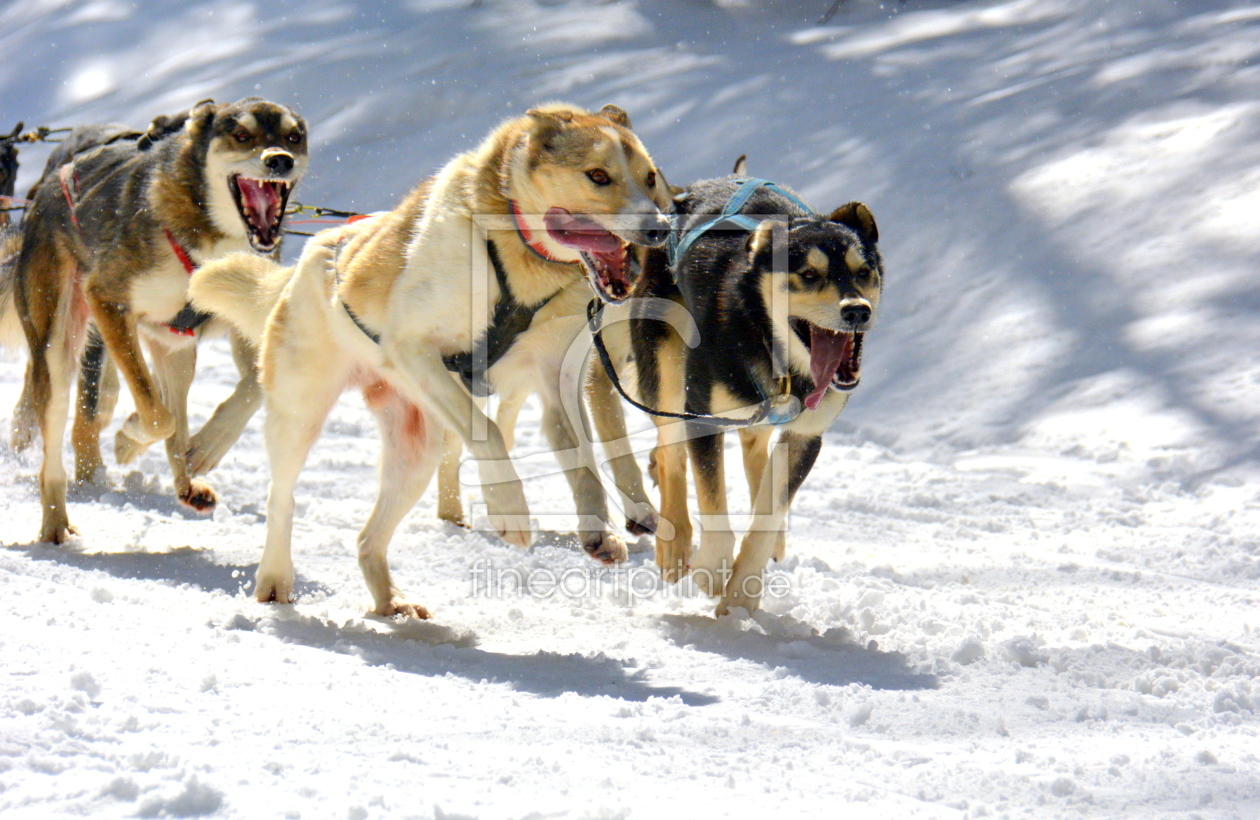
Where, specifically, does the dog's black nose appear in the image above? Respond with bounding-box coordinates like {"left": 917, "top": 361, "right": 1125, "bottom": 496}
{"left": 841, "top": 303, "right": 871, "bottom": 327}
{"left": 264, "top": 152, "right": 294, "bottom": 174}
{"left": 638, "top": 215, "right": 671, "bottom": 247}
{"left": 642, "top": 226, "right": 669, "bottom": 245}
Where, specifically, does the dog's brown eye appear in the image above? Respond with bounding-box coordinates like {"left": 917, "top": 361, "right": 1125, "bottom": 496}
{"left": 646, "top": 171, "right": 656, "bottom": 188}
{"left": 234, "top": 130, "right": 251, "bottom": 143}
{"left": 799, "top": 271, "right": 821, "bottom": 284}
{"left": 287, "top": 132, "right": 303, "bottom": 145}
{"left": 586, "top": 169, "right": 611, "bottom": 186}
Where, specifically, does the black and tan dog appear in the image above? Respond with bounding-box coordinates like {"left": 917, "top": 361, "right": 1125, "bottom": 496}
{"left": 0, "top": 98, "right": 307, "bottom": 544}
{"left": 594, "top": 161, "right": 882, "bottom": 614}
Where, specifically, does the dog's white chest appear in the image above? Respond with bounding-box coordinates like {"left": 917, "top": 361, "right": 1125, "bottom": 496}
{"left": 129, "top": 259, "right": 194, "bottom": 324}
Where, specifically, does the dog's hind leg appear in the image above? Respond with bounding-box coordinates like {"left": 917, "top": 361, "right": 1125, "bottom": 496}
{"left": 586, "top": 361, "right": 657, "bottom": 536}
{"left": 738, "top": 425, "right": 785, "bottom": 562}
{"left": 11, "top": 360, "right": 39, "bottom": 452}
{"left": 435, "top": 428, "right": 466, "bottom": 528}
{"left": 146, "top": 339, "right": 217, "bottom": 512}
{"left": 34, "top": 342, "right": 80, "bottom": 543}
{"left": 71, "top": 327, "right": 120, "bottom": 484}
{"left": 539, "top": 386, "right": 627, "bottom": 565}
{"left": 20, "top": 246, "right": 89, "bottom": 543}
{"left": 719, "top": 431, "right": 821, "bottom": 616}
{"left": 379, "top": 341, "right": 531, "bottom": 549}
{"left": 358, "top": 382, "right": 443, "bottom": 618}
{"left": 187, "top": 329, "right": 263, "bottom": 477}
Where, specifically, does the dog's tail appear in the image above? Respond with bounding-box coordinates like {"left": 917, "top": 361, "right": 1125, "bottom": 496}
{"left": 0, "top": 226, "right": 25, "bottom": 351}
{"left": 188, "top": 252, "right": 293, "bottom": 347}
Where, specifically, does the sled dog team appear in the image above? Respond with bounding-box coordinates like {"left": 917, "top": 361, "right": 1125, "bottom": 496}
{"left": 0, "top": 97, "right": 883, "bottom": 618}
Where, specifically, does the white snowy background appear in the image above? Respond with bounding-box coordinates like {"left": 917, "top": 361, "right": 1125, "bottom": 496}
{"left": 2, "top": 0, "right": 1260, "bottom": 817}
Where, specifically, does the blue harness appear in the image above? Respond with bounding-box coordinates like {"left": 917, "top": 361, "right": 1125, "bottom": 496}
{"left": 666, "top": 177, "right": 814, "bottom": 271}
{"left": 586, "top": 177, "right": 821, "bottom": 428}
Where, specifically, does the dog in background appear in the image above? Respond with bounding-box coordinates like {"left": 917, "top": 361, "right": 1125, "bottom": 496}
{"left": 0, "top": 123, "right": 21, "bottom": 230}
{"left": 593, "top": 158, "right": 883, "bottom": 614}
{"left": 0, "top": 98, "right": 307, "bottom": 544}
{"left": 190, "top": 103, "right": 670, "bottom": 618}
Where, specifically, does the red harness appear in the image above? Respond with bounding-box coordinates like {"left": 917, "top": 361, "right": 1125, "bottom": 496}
{"left": 159, "top": 228, "right": 207, "bottom": 336}
{"left": 58, "top": 164, "right": 81, "bottom": 229}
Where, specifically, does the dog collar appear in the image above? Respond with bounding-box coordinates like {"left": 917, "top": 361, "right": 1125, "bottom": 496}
{"left": 161, "top": 228, "right": 212, "bottom": 337}
{"left": 163, "top": 228, "right": 197, "bottom": 275}
{"left": 509, "top": 200, "right": 567, "bottom": 264}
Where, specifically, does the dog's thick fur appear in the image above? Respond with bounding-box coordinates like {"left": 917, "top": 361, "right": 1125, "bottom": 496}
{"left": 0, "top": 98, "right": 307, "bottom": 543}
{"left": 189, "top": 103, "right": 670, "bottom": 617}
{"left": 596, "top": 165, "right": 883, "bottom": 614}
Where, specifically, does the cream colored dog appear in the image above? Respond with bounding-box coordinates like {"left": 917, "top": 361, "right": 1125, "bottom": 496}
{"left": 190, "top": 104, "right": 670, "bottom": 617}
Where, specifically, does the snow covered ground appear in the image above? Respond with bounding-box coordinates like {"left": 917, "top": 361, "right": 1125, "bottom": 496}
{"left": 3, "top": 0, "right": 1260, "bottom": 817}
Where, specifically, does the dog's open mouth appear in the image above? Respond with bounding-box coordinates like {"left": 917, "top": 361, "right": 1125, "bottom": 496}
{"left": 803, "top": 323, "right": 863, "bottom": 410}
{"left": 230, "top": 175, "right": 291, "bottom": 252}
{"left": 543, "top": 208, "right": 635, "bottom": 303}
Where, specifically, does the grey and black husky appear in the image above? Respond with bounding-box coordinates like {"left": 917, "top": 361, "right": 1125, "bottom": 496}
{"left": 594, "top": 160, "right": 883, "bottom": 614}
{"left": 0, "top": 98, "right": 308, "bottom": 543}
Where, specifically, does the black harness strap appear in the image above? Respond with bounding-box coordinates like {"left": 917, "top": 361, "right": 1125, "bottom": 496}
{"left": 442, "top": 240, "right": 554, "bottom": 397}
{"left": 165, "top": 303, "right": 213, "bottom": 334}
{"left": 339, "top": 239, "right": 558, "bottom": 398}
{"left": 585, "top": 300, "right": 785, "bottom": 428}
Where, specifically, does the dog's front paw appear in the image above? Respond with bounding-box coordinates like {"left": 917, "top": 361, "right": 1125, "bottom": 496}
{"left": 689, "top": 553, "right": 731, "bottom": 598}
{"left": 10, "top": 413, "right": 36, "bottom": 453}
{"left": 437, "top": 491, "right": 467, "bottom": 529}
{"left": 655, "top": 537, "right": 691, "bottom": 586}
{"left": 177, "top": 479, "right": 217, "bottom": 513}
{"left": 39, "top": 516, "right": 79, "bottom": 546}
{"left": 583, "top": 531, "right": 627, "bottom": 565}
{"left": 717, "top": 569, "right": 764, "bottom": 616}
{"left": 74, "top": 459, "right": 108, "bottom": 487}
{"left": 772, "top": 532, "right": 787, "bottom": 562}
{"left": 483, "top": 477, "right": 531, "bottom": 548}
{"left": 377, "top": 600, "right": 431, "bottom": 620}
{"left": 114, "top": 415, "right": 154, "bottom": 464}
{"left": 489, "top": 515, "right": 532, "bottom": 550}
{"left": 625, "top": 502, "right": 658, "bottom": 537}
{"left": 255, "top": 567, "right": 295, "bottom": 605}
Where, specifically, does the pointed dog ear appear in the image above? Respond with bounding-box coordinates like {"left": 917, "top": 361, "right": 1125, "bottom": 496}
{"left": 828, "top": 201, "right": 878, "bottom": 244}
{"left": 597, "top": 103, "right": 631, "bottom": 128}
{"left": 745, "top": 219, "right": 775, "bottom": 261}
{"left": 526, "top": 107, "right": 574, "bottom": 149}
{"left": 732, "top": 154, "right": 748, "bottom": 176}
{"left": 185, "top": 99, "right": 219, "bottom": 140}
{"left": 654, "top": 166, "right": 685, "bottom": 200}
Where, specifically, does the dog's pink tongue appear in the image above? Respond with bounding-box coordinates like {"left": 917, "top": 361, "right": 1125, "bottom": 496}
{"left": 237, "top": 178, "right": 282, "bottom": 233}
{"left": 544, "top": 207, "right": 622, "bottom": 253}
{"left": 806, "top": 326, "right": 851, "bottom": 411}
